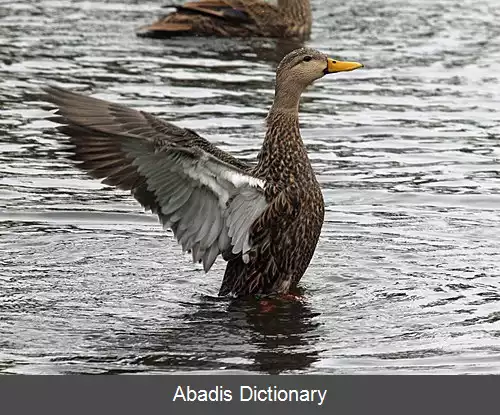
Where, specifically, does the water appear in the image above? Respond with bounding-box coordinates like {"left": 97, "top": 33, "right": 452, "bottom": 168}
{"left": 1, "top": 0, "right": 500, "bottom": 374}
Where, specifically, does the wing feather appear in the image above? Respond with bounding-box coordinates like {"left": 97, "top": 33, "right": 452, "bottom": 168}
{"left": 42, "top": 85, "right": 267, "bottom": 272}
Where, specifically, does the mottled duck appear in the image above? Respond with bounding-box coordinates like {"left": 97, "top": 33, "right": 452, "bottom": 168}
{"left": 137, "top": 0, "right": 312, "bottom": 40}
{"left": 42, "top": 48, "right": 363, "bottom": 298}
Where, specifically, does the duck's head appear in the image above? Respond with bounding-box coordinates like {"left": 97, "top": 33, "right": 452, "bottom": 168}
{"left": 275, "top": 47, "right": 363, "bottom": 92}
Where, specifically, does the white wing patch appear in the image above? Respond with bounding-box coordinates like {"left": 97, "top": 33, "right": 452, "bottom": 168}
{"left": 222, "top": 170, "right": 265, "bottom": 189}
{"left": 132, "top": 146, "right": 268, "bottom": 271}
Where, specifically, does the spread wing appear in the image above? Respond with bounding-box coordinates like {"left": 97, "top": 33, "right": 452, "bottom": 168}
{"left": 41, "top": 85, "right": 268, "bottom": 271}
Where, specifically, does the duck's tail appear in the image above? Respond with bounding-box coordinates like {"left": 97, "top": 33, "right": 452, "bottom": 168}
{"left": 136, "top": 20, "right": 193, "bottom": 38}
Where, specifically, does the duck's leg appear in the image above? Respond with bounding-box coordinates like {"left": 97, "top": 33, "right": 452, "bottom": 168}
{"left": 258, "top": 300, "right": 276, "bottom": 313}
{"left": 278, "top": 293, "right": 303, "bottom": 301}
{"left": 256, "top": 291, "right": 304, "bottom": 312}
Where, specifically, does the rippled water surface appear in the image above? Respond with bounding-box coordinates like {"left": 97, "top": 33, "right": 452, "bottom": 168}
{"left": 1, "top": 0, "right": 500, "bottom": 374}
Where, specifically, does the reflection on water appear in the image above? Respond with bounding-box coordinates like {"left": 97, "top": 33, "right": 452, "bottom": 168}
{"left": 1, "top": 0, "right": 500, "bottom": 374}
{"left": 127, "top": 297, "right": 320, "bottom": 374}
{"left": 237, "top": 298, "right": 321, "bottom": 374}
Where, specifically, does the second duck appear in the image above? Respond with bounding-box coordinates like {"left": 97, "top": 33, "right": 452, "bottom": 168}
{"left": 137, "top": 0, "right": 312, "bottom": 39}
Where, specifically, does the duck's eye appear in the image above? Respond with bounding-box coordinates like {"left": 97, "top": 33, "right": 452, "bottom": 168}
{"left": 303, "top": 56, "right": 312, "bottom": 62}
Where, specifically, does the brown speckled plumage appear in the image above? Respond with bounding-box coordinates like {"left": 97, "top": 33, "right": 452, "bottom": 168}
{"left": 137, "top": 0, "right": 312, "bottom": 40}
{"left": 41, "top": 48, "right": 363, "bottom": 298}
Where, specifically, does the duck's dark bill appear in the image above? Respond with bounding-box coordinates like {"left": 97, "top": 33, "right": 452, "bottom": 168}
{"left": 324, "top": 58, "right": 363, "bottom": 74}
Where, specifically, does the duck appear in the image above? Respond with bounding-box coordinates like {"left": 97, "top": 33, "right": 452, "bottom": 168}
{"left": 136, "top": 0, "right": 312, "bottom": 40}
{"left": 41, "top": 48, "right": 363, "bottom": 298}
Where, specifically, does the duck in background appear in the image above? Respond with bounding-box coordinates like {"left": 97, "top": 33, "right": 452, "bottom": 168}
{"left": 136, "top": 0, "right": 312, "bottom": 40}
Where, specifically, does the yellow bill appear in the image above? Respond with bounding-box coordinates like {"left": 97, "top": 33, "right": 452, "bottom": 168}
{"left": 325, "top": 58, "right": 363, "bottom": 74}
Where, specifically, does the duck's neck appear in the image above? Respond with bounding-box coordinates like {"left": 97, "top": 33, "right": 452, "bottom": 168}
{"left": 267, "top": 80, "right": 305, "bottom": 132}
{"left": 265, "top": 108, "right": 301, "bottom": 144}
{"left": 269, "top": 83, "right": 302, "bottom": 114}
{"left": 255, "top": 89, "right": 312, "bottom": 182}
